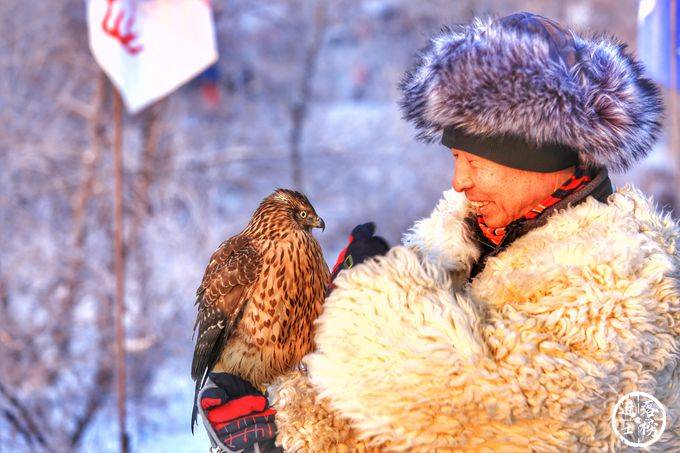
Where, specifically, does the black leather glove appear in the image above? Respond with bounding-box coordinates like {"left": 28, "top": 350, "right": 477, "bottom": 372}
{"left": 330, "top": 222, "right": 390, "bottom": 282}
{"left": 198, "top": 372, "right": 282, "bottom": 453}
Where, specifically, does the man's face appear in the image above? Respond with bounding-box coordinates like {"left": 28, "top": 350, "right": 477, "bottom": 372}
{"left": 450, "top": 149, "right": 569, "bottom": 229}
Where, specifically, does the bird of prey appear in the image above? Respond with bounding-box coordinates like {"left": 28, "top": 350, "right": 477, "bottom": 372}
{"left": 191, "top": 188, "right": 330, "bottom": 429}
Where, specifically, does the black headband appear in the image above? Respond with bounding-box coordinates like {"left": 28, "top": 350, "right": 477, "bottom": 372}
{"left": 441, "top": 126, "right": 579, "bottom": 172}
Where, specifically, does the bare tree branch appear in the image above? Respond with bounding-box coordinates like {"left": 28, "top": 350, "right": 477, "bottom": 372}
{"left": 69, "top": 296, "right": 116, "bottom": 448}
{"left": 52, "top": 71, "right": 107, "bottom": 358}
{"left": 0, "top": 380, "right": 48, "bottom": 449}
{"left": 289, "top": 0, "right": 328, "bottom": 190}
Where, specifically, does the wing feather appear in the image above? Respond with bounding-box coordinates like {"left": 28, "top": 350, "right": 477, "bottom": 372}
{"left": 191, "top": 234, "right": 260, "bottom": 430}
{"left": 191, "top": 234, "right": 261, "bottom": 381}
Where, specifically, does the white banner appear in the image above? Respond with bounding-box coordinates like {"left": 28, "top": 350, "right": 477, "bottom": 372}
{"left": 87, "top": 0, "right": 218, "bottom": 113}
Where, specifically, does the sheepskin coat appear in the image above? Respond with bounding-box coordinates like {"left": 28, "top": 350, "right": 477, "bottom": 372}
{"left": 270, "top": 185, "right": 680, "bottom": 452}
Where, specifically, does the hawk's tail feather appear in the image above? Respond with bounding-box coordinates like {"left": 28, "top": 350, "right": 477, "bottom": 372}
{"left": 191, "top": 369, "right": 209, "bottom": 433}
{"left": 191, "top": 327, "right": 228, "bottom": 432}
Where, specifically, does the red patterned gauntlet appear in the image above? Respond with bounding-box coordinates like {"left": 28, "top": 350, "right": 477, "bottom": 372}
{"left": 198, "top": 373, "right": 281, "bottom": 452}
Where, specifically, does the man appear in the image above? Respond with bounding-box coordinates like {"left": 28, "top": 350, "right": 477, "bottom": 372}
{"left": 199, "top": 12, "right": 680, "bottom": 451}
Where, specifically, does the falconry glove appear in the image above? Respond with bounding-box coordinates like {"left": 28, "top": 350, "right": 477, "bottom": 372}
{"left": 330, "top": 222, "right": 390, "bottom": 282}
{"left": 198, "top": 373, "right": 282, "bottom": 453}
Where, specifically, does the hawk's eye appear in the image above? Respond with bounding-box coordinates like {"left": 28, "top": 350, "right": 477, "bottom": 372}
{"left": 299, "top": 211, "right": 308, "bottom": 219}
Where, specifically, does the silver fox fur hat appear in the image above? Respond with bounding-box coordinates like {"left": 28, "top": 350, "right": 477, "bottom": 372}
{"left": 400, "top": 12, "right": 664, "bottom": 172}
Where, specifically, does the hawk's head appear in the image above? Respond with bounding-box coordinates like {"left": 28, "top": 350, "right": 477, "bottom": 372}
{"left": 258, "top": 188, "right": 325, "bottom": 233}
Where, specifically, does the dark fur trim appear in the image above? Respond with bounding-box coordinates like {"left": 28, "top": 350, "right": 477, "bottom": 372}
{"left": 399, "top": 17, "right": 664, "bottom": 172}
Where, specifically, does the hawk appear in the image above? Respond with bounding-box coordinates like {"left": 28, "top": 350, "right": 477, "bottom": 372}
{"left": 191, "top": 188, "right": 330, "bottom": 429}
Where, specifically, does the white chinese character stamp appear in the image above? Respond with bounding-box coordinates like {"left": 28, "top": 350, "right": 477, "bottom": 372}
{"left": 611, "top": 391, "right": 666, "bottom": 448}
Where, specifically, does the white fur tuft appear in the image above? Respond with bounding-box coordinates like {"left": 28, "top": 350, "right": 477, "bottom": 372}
{"left": 402, "top": 189, "right": 479, "bottom": 281}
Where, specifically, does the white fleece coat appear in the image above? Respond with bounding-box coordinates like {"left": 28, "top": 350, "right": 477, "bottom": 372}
{"left": 271, "top": 187, "right": 680, "bottom": 452}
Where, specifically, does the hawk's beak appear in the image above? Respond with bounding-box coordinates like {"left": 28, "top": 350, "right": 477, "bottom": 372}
{"left": 314, "top": 216, "right": 326, "bottom": 231}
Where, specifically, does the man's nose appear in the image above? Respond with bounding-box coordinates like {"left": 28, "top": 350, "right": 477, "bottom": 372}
{"left": 452, "top": 160, "right": 473, "bottom": 192}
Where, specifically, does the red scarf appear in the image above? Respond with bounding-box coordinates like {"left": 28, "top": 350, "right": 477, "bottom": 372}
{"left": 477, "top": 167, "right": 592, "bottom": 246}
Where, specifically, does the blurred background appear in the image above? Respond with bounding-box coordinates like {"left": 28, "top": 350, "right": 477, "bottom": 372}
{"left": 1, "top": 0, "right": 678, "bottom": 451}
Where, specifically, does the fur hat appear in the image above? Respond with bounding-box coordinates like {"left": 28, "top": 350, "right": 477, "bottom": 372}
{"left": 400, "top": 12, "right": 664, "bottom": 172}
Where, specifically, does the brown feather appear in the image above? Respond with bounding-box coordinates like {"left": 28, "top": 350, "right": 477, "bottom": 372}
{"left": 191, "top": 235, "right": 261, "bottom": 382}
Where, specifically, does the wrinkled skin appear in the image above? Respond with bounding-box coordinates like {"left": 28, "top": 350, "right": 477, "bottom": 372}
{"left": 451, "top": 149, "right": 574, "bottom": 228}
